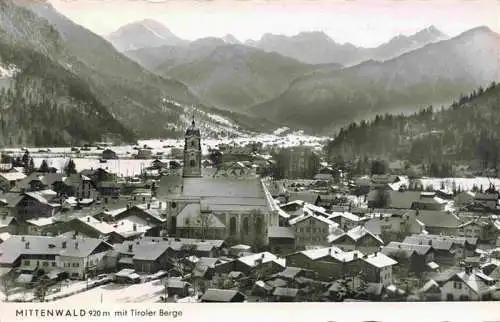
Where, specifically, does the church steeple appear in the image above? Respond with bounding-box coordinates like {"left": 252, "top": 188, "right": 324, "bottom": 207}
{"left": 183, "top": 116, "right": 202, "bottom": 178}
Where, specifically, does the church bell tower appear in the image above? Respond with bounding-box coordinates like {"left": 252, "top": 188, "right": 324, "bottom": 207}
{"left": 183, "top": 116, "right": 202, "bottom": 178}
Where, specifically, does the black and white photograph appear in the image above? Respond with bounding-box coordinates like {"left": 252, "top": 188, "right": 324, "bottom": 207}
{"left": 0, "top": 0, "right": 499, "bottom": 312}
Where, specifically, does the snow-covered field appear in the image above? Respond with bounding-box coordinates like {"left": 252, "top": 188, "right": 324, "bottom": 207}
{"left": 2, "top": 132, "right": 327, "bottom": 177}
{"left": 54, "top": 281, "right": 165, "bottom": 304}
{"left": 419, "top": 177, "right": 500, "bottom": 192}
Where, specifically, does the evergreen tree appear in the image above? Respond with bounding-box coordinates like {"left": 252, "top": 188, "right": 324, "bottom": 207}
{"left": 64, "top": 159, "right": 77, "bottom": 175}
{"left": 39, "top": 160, "right": 50, "bottom": 173}
{"left": 28, "top": 158, "right": 35, "bottom": 173}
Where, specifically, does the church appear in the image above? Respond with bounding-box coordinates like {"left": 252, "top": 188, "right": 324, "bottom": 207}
{"left": 163, "top": 119, "right": 280, "bottom": 247}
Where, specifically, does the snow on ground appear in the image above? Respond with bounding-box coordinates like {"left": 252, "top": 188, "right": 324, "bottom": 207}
{"left": 419, "top": 177, "right": 500, "bottom": 192}
{"left": 54, "top": 281, "right": 165, "bottom": 304}
{"left": 2, "top": 131, "right": 326, "bottom": 177}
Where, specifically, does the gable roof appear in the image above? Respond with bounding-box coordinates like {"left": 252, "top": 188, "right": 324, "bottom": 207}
{"left": 381, "top": 241, "right": 433, "bottom": 258}
{"left": 417, "top": 211, "right": 460, "bottom": 228}
{"left": 361, "top": 252, "right": 398, "bottom": 268}
{"left": 0, "top": 235, "right": 112, "bottom": 264}
{"left": 201, "top": 289, "right": 246, "bottom": 302}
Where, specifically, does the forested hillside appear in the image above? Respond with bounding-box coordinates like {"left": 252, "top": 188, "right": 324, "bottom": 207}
{"left": 326, "top": 82, "right": 500, "bottom": 175}
{"left": 0, "top": 2, "right": 135, "bottom": 146}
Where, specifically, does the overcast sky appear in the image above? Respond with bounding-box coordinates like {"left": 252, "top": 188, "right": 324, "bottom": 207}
{"left": 48, "top": 0, "right": 499, "bottom": 47}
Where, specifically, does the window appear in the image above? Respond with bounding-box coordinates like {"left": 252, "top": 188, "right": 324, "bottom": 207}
{"left": 446, "top": 294, "right": 454, "bottom": 301}
{"left": 453, "top": 281, "right": 462, "bottom": 289}
{"left": 243, "top": 217, "right": 249, "bottom": 235}
{"left": 189, "top": 160, "right": 196, "bottom": 167}
{"left": 306, "top": 228, "right": 310, "bottom": 233}
{"left": 72, "top": 263, "right": 80, "bottom": 268}
{"left": 191, "top": 141, "right": 195, "bottom": 147}
{"left": 229, "top": 217, "right": 237, "bottom": 235}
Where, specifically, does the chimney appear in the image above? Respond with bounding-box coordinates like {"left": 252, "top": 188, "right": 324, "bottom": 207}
{"left": 87, "top": 217, "right": 90, "bottom": 222}
{"left": 147, "top": 203, "right": 151, "bottom": 209}
{"left": 374, "top": 251, "right": 377, "bottom": 257}
{"left": 354, "top": 253, "right": 358, "bottom": 259}
{"left": 25, "top": 241, "right": 30, "bottom": 249}
{"left": 133, "top": 224, "right": 137, "bottom": 231}
{"left": 62, "top": 241, "right": 67, "bottom": 249}
{"left": 261, "top": 253, "right": 265, "bottom": 259}
{"left": 128, "top": 244, "right": 133, "bottom": 252}
{"left": 328, "top": 248, "right": 332, "bottom": 255}
{"left": 75, "top": 242, "right": 79, "bottom": 249}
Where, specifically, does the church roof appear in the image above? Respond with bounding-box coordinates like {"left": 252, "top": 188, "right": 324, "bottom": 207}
{"left": 182, "top": 177, "right": 266, "bottom": 199}
{"left": 185, "top": 119, "right": 200, "bottom": 136}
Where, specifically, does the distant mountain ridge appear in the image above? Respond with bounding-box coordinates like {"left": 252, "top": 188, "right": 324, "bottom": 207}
{"left": 107, "top": 19, "right": 189, "bottom": 52}
{"left": 249, "top": 26, "right": 500, "bottom": 134}
{"left": 245, "top": 26, "right": 448, "bottom": 65}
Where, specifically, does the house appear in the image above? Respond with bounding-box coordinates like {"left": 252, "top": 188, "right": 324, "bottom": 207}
{"left": 290, "top": 213, "right": 338, "bottom": 249}
{"left": 216, "top": 252, "right": 286, "bottom": 277}
{"left": 457, "top": 219, "right": 493, "bottom": 243}
{"left": 101, "top": 149, "right": 118, "bottom": 160}
{"left": 0, "top": 235, "right": 114, "bottom": 279}
{"left": 435, "top": 267, "right": 496, "bottom": 301}
{"left": 412, "top": 192, "right": 447, "bottom": 211}
{"left": 408, "top": 234, "right": 477, "bottom": 258}
{"left": 96, "top": 181, "right": 121, "bottom": 199}
{"left": 0, "top": 172, "right": 26, "bottom": 192}
{"left": 358, "top": 252, "right": 398, "bottom": 287}
{"left": 192, "top": 257, "right": 222, "bottom": 280}
{"left": 328, "top": 212, "right": 367, "bottom": 231}
{"left": 403, "top": 235, "right": 460, "bottom": 267}
{"left": 363, "top": 212, "right": 425, "bottom": 241}
{"left": 329, "top": 226, "right": 384, "bottom": 254}
{"left": 418, "top": 279, "right": 442, "bottom": 301}
{"left": 136, "top": 148, "right": 153, "bottom": 159}
{"left": 8, "top": 191, "right": 60, "bottom": 221}
{"left": 367, "top": 191, "right": 421, "bottom": 210}
{"left": 472, "top": 192, "right": 499, "bottom": 210}
{"left": 267, "top": 226, "right": 295, "bottom": 254}
{"left": 272, "top": 287, "right": 300, "bottom": 302}
{"left": 24, "top": 217, "right": 57, "bottom": 236}
{"left": 164, "top": 277, "right": 191, "bottom": 297}
{"left": 455, "top": 191, "right": 475, "bottom": 207}
{"left": 109, "top": 203, "right": 167, "bottom": 236}
{"left": 115, "top": 239, "right": 172, "bottom": 274}
{"left": 416, "top": 210, "right": 460, "bottom": 235}
{"left": 285, "top": 246, "right": 363, "bottom": 281}
{"left": 381, "top": 242, "right": 434, "bottom": 274}
{"left": 0, "top": 215, "right": 17, "bottom": 234}
{"left": 200, "top": 289, "right": 247, "bottom": 302}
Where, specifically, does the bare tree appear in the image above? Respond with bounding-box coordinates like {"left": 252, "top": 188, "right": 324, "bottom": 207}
{"left": 196, "top": 212, "right": 214, "bottom": 240}
{"left": 1, "top": 271, "right": 14, "bottom": 302}
{"left": 34, "top": 275, "right": 49, "bottom": 302}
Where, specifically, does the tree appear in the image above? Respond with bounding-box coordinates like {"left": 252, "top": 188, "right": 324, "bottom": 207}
{"left": 27, "top": 158, "right": 35, "bottom": 174}
{"left": 64, "top": 159, "right": 77, "bottom": 175}
{"left": 196, "top": 212, "right": 214, "bottom": 240}
{"left": 1, "top": 271, "right": 14, "bottom": 302}
{"left": 372, "top": 188, "right": 391, "bottom": 209}
{"left": 34, "top": 275, "right": 49, "bottom": 302}
{"left": 371, "top": 160, "right": 388, "bottom": 175}
{"left": 21, "top": 150, "right": 30, "bottom": 166}
{"left": 39, "top": 159, "right": 50, "bottom": 173}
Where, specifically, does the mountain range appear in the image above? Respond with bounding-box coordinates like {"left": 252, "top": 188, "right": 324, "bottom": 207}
{"left": 1, "top": 4, "right": 499, "bottom": 146}
{"left": 245, "top": 27, "right": 448, "bottom": 66}
{"left": 250, "top": 27, "right": 500, "bottom": 134}
{"left": 114, "top": 21, "right": 453, "bottom": 112}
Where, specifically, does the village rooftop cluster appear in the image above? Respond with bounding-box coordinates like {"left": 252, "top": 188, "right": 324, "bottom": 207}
{"left": 0, "top": 121, "right": 500, "bottom": 303}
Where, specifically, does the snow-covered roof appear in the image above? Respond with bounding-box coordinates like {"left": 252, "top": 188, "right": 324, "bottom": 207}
{"left": 361, "top": 252, "right": 397, "bottom": 268}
